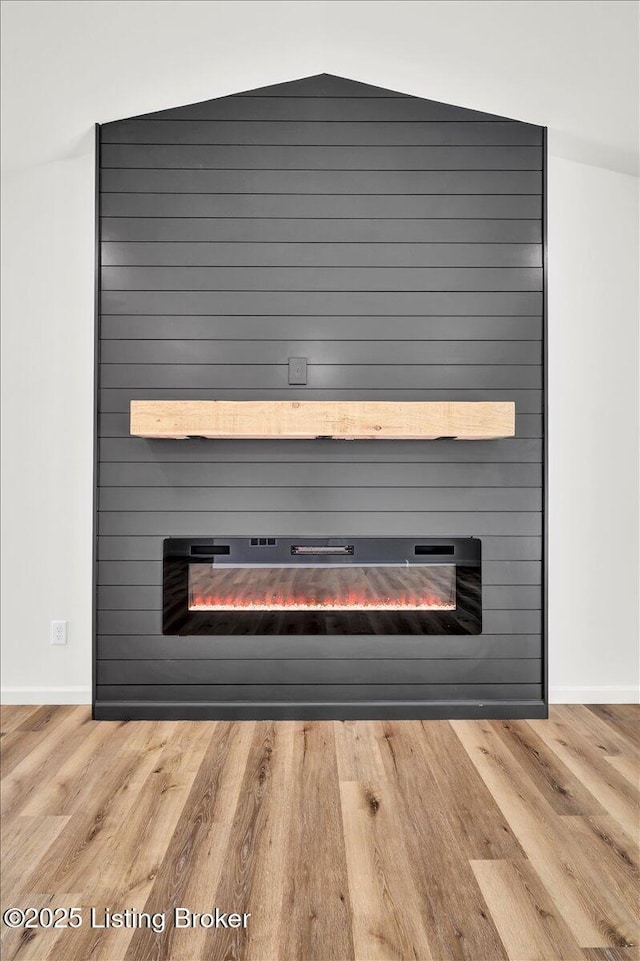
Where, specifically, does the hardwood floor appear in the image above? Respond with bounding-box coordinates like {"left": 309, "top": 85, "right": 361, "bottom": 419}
{"left": 1, "top": 705, "right": 637, "bottom": 961}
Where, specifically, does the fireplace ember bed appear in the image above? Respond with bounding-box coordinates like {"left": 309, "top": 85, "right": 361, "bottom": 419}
{"left": 163, "top": 537, "right": 481, "bottom": 636}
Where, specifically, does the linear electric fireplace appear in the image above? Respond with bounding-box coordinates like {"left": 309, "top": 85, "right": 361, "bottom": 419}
{"left": 163, "top": 537, "right": 481, "bottom": 636}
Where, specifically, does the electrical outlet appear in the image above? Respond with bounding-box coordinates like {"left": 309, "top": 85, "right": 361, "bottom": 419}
{"left": 288, "top": 357, "right": 307, "bottom": 385}
{"left": 51, "top": 620, "right": 67, "bottom": 645}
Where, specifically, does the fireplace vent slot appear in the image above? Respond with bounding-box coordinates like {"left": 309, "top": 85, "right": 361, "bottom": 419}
{"left": 190, "top": 545, "right": 230, "bottom": 556}
{"left": 415, "top": 545, "right": 455, "bottom": 555}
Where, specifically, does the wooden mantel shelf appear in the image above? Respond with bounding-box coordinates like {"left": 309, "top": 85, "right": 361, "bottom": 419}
{"left": 130, "top": 401, "right": 515, "bottom": 441}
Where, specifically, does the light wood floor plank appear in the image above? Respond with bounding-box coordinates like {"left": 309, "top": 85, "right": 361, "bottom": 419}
{"left": 378, "top": 720, "right": 509, "bottom": 961}
{"left": 1, "top": 708, "right": 94, "bottom": 818}
{"left": 96, "top": 722, "right": 214, "bottom": 900}
{"left": 16, "top": 705, "right": 80, "bottom": 733}
{"left": 491, "top": 718, "right": 605, "bottom": 815}
{"left": 279, "top": 722, "right": 355, "bottom": 961}
{"left": 0, "top": 815, "right": 70, "bottom": 902}
{"left": 586, "top": 706, "right": 640, "bottom": 749}
{"left": 242, "top": 722, "right": 296, "bottom": 961}
{"left": 340, "top": 778, "right": 435, "bottom": 961}
{"left": 20, "top": 720, "right": 129, "bottom": 816}
{"left": 470, "top": 858, "right": 585, "bottom": 960}
{"left": 561, "top": 816, "right": 639, "bottom": 916}
{"left": 415, "top": 718, "right": 527, "bottom": 858}
{"left": 605, "top": 754, "right": 640, "bottom": 787}
{"left": 123, "top": 721, "right": 254, "bottom": 961}
{"left": 452, "top": 719, "right": 635, "bottom": 949}
{"left": 45, "top": 722, "right": 213, "bottom": 961}
{"left": 1, "top": 890, "right": 84, "bottom": 961}
{"left": 0, "top": 705, "right": 42, "bottom": 734}
{"left": 0, "top": 730, "right": 43, "bottom": 778}
{"left": 582, "top": 948, "right": 640, "bottom": 961}
{"left": 335, "top": 721, "right": 437, "bottom": 959}
{"left": 559, "top": 706, "right": 638, "bottom": 759}
{"left": 335, "top": 718, "right": 387, "bottom": 783}
{"left": 200, "top": 722, "right": 293, "bottom": 961}
{"left": 21, "top": 727, "right": 175, "bottom": 895}
{"left": 528, "top": 716, "right": 639, "bottom": 837}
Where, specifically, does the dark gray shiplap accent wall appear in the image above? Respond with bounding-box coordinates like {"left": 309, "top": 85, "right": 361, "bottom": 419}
{"left": 95, "top": 73, "right": 545, "bottom": 719}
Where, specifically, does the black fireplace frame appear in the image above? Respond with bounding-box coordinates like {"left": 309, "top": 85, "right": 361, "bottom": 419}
{"left": 163, "top": 536, "right": 482, "bottom": 636}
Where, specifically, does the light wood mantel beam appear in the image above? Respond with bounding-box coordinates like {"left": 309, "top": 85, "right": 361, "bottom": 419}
{"left": 130, "top": 400, "right": 515, "bottom": 440}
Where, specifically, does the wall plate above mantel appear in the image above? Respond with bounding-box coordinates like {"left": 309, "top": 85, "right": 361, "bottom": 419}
{"left": 129, "top": 400, "right": 515, "bottom": 441}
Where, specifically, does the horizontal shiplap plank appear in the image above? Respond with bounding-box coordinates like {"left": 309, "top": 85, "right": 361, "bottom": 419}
{"left": 96, "top": 682, "right": 542, "bottom": 702}
{"left": 146, "top": 95, "right": 512, "bottom": 123}
{"left": 98, "top": 536, "right": 541, "bottom": 563}
{"left": 486, "top": 610, "right": 541, "bottom": 633}
{"left": 98, "top": 561, "right": 163, "bottom": 583}
{"left": 484, "top": 560, "right": 541, "bottom": 584}
{"left": 98, "top": 461, "right": 542, "bottom": 488}
{"left": 101, "top": 169, "right": 541, "bottom": 195}
{"left": 96, "top": 559, "right": 541, "bottom": 587}
{"left": 100, "top": 363, "right": 542, "bottom": 389}
{"left": 97, "top": 511, "right": 542, "bottom": 536}
{"left": 101, "top": 193, "right": 541, "bottom": 219}
{"left": 98, "top": 437, "right": 543, "bottom": 463}
{"left": 101, "top": 316, "right": 544, "bottom": 342}
{"left": 102, "top": 143, "right": 542, "bottom": 170}
{"left": 100, "top": 339, "right": 541, "bottom": 366}
{"left": 97, "top": 608, "right": 540, "bottom": 635}
{"left": 101, "top": 265, "right": 542, "bottom": 292}
{"left": 101, "top": 242, "right": 543, "bottom": 269}
{"left": 485, "top": 586, "right": 541, "bottom": 609}
{"left": 98, "top": 485, "right": 541, "bottom": 513}
{"left": 101, "top": 291, "right": 542, "bottom": 315}
{"left": 101, "top": 120, "right": 543, "bottom": 146}
{"left": 101, "top": 217, "right": 543, "bottom": 244}
{"left": 101, "top": 388, "right": 543, "bottom": 414}
{"left": 96, "top": 658, "right": 541, "bottom": 685}
{"left": 97, "top": 633, "right": 541, "bottom": 658}
{"left": 100, "top": 315, "right": 543, "bottom": 342}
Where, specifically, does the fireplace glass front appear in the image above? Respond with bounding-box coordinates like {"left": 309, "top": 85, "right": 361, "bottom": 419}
{"left": 163, "top": 538, "right": 481, "bottom": 635}
{"left": 188, "top": 562, "right": 457, "bottom": 613}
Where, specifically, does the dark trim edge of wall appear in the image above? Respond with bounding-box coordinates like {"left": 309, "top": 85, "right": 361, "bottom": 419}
{"left": 94, "top": 699, "right": 548, "bottom": 721}
{"left": 542, "top": 126, "right": 549, "bottom": 718}
{"left": 92, "top": 124, "right": 102, "bottom": 720}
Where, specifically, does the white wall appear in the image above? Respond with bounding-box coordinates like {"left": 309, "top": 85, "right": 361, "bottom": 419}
{"left": 2, "top": 0, "right": 638, "bottom": 703}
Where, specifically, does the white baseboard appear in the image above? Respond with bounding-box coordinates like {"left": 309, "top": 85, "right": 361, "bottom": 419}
{"left": 550, "top": 686, "right": 640, "bottom": 704}
{"left": 1, "top": 687, "right": 92, "bottom": 705}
